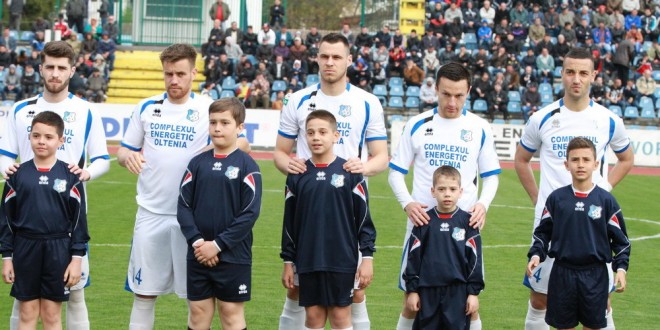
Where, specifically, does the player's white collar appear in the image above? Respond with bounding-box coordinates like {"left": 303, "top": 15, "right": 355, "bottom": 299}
{"left": 559, "top": 98, "right": 594, "bottom": 110}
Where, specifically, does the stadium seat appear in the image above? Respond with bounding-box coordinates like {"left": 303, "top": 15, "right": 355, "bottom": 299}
{"left": 209, "top": 88, "right": 219, "bottom": 100}
{"left": 645, "top": 125, "right": 658, "bottom": 130}
{"left": 390, "top": 85, "right": 405, "bottom": 96}
{"left": 553, "top": 66, "right": 562, "bottom": 78}
{"left": 221, "top": 77, "right": 236, "bottom": 90}
{"left": 541, "top": 93, "right": 553, "bottom": 104}
{"left": 493, "top": 119, "right": 506, "bottom": 124}
{"left": 220, "top": 90, "right": 235, "bottom": 98}
{"left": 639, "top": 96, "right": 654, "bottom": 113}
{"left": 623, "top": 106, "right": 639, "bottom": 119}
{"left": 509, "top": 119, "right": 524, "bottom": 125}
{"left": 388, "top": 77, "right": 404, "bottom": 88}
{"left": 305, "top": 74, "right": 319, "bottom": 86}
{"left": 640, "top": 107, "right": 657, "bottom": 119}
{"left": 472, "top": 99, "right": 487, "bottom": 113}
{"left": 508, "top": 101, "right": 521, "bottom": 113}
{"left": 653, "top": 70, "right": 660, "bottom": 82}
{"left": 20, "top": 31, "right": 34, "bottom": 42}
{"left": 272, "top": 80, "right": 287, "bottom": 92}
{"left": 553, "top": 84, "right": 563, "bottom": 95}
{"left": 655, "top": 98, "right": 660, "bottom": 110}
{"left": 463, "top": 102, "right": 470, "bottom": 112}
{"left": 388, "top": 96, "right": 404, "bottom": 108}
{"left": 405, "top": 96, "right": 420, "bottom": 108}
{"left": 464, "top": 33, "right": 477, "bottom": 44}
{"left": 246, "top": 55, "right": 258, "bottom": 66}
{"left": 373, "top": 84, "right": 388, "bottom": 97}
{"left": 2, "top": 100, "right": 15, "bottom": 107}
{"left": 508, "top": 91, "right": 521, "bottom": 102}
{"left": 377, "top": 96, "right": 387, "bottom": 105}
{"left": 271, "top": 92, "right": 277, "bottom": 102}
{"left": 406, "top": 86, "right": 420, "bottom": 97}
{"left": 538, "top": 83, "right": 552, "bottom": 95}
{"left": 609, "top": 105, "right": 623, "bottom": 117}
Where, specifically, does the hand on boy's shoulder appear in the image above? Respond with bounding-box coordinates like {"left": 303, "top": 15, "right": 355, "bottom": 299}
{"left": 343, "top": 157, "right": 364, "bottom": 174}
{"left": 3, "top": 163, "right": 20, "bottom": 179}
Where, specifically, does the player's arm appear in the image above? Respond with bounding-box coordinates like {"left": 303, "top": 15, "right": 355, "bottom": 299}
{"left": 608, "top": 147, "right": 634, "bottom": 190}
{"left": 514, "top": 144, "right": 539, "bottom": 205}
{"left": 69, "top": 179, "right": 89, "bottom": 256}
{"left": 280, "top": 178, "right": 297, "bottom": 289}
{"left": 117, "top": 146, "right": 145, "bottom": 175}
{"left": 465, "top": 229, "right": 485, "bottom": 296}
{"left": 237, "top": 136, "right": 251, "bottom": 154}
{"left": 527, "top": 205, "right": 553, "bottom": 276}
{"left": 214, "top": 170, "right": 262, "bottom": 253}
{"left": 0, "top": 180, "right": 17, "bottom": 262}
{"left": 176, "top": 167, "right": 203, "bottom": 246}
{"left": 402, "top": 229, "right": 424, "bottom": 294}
{"left": 274, "top": 135, "right": 306, "bottom": 175}
{"left": 353, "top": 178, "right": 375, "bottom": 289}
{"left": 389, "top": 169, "right": 431, "bottom": 226}
{"left": 118, "top": 104, "right": 147, "bottom": 174}
{"left": 344, "top": 139, "right": 388, "bottom": 177}
{"left": 77, "top": 107, "right": 111, "bottom": 181}
{"left": 607, "top": 206, "right": 631, "bottom": 292}
{"left": 0, "top": 155, "right": 18, "bottom": 179}
{"left": 0, "top": 104, "right": 21, "bottom": 178}
{"left": 470, "top": 174, "right": 499, "bottom": 229}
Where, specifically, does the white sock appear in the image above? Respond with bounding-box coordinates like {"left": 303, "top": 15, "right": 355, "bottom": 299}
{"left": 603, "top": 307, "right": 615, "bottom": 330}
{"left": 66, "top": 289, "right": 90, "bottom": 330}
{"left": 396, "top": 314, "right": 414, "bottom": 330}
{"left": 524, "top": 300, "right": 549, "bottom": 330}
{"left": 351, "top": 297, "right": 370, "bottom": 330}
{"left": 304, "top": 327, "right": 324, "bottom": 330}
{"left": 129, "top": 296, "right": 156, "bottom": 330}
{"left": 332, "top": 327, "right": 354, "bottom": 330}
{"left": 470, "top": 318, "right": 482, "bottom": 330}
{"left": 279, "top": 297, "right": 305, "bottom": 330}
{"left": 9, "top": 299, "right": 19, "bottom": 330}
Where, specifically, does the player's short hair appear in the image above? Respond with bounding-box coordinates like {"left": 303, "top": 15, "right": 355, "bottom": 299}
{"left": 564, "top": 47, "right": 595, "bottom": 70}
{"left": 305, "top": 110, "right": 337, "bottom": 131}
{"left": 432, "top": 166, "right": 462, "bottom": 186}
{"left": 435, "top": 62, "right": 472, "bottom": 90}
{"left": 32, "top": 111, "right": 65, "bottom": 137}
{"left": 320, "top": 33, "right": 350, "bottom": 53}
{"left": 566, "top": 137, "right": 597, "bottom": 160}
{"left": 209, "top": 97, "right": 246, "bottom": 125}
{"left": 160, "top": 43, "right": 197, "bottom": 67}
{"left": 41, "top": 41, "right": 76, "bottom": 66}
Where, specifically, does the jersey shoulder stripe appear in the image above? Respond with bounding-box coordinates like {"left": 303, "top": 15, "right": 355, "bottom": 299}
{"left": 409, "top": 109, "right": 435, "bottom": 136}
{"left": 295, "top": 84, "right": 321, "bottom": 110}
{"left": 138, "top": 93, "right": 167, "bottom": 115}
{"left": 12, "top": 95, "right": 39, "bottom": 118}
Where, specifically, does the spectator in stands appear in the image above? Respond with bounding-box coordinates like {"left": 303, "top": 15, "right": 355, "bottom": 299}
{"left": 446, "top": 18, "right": 464, "bottom": 44}
{"left": 528, "top": 3, "right": 544, "bottom": 26}
{"left": 372, "top": 43, "right": 389, "bottom": 68}
{"left": 0, "top": 28, "right": 17, "bottom": 53}
{"left": 84, "top": 18, "right": 103, "bottom": 39}
{"left": 389, "top": 45, "right": 406, "bottom": 64}
{"left": 463, "top": 1, "right": 479, "bottom": 27}
{"left": 273, "top": 39, "right": 291, "bottom": 60}
{"left": 348, "top": 57, "right": 370, "bottom": 86}
{"left": 419, "top": 77, "right": 437, "bottom": 112}
{"left": 97, "top": 32, "right": 116, "bottom": 71}
{"left": 591, "top": 75, "right": 607, "bottom": 104}
{"left": 54, "top": 14, "right": 71, "bottom": 40}
{"left": 3, "top": 64, "right": 22, "bottom": 101}
{"left": 553, "top": 34, "right": 570, "bottom": 67}
{"left": 624, "top": 9, "right": 641, "bottom": 29}
{"left": 445, "top": 1, "right": 463, "bottom": 24}
{"left": 623, "top": 78, "right": 639, "bottom": 107}
{"left": 208, "top": 19, "right": 224, "bottom": 43}
{"left": 371, "top": 61, "right": 386, "bottom": 86}
{"left": 85, "top": 68, "right": 107, "bottom": 103}
{"left": 270, "top": 55, "right": 291, "bottom": 81}
{"left": 258, "top": 23, "right": 276, "bottom": 47}
{"left": 204, "top": 59, "right": 221, "bottom": 88}
{"left": 92, "top": 54, "right": 108, "bottom": 79}
{"left": 241, "top": 25, "right": 258, "bottom": 55}
{"left": 306, "top": 52, "right": 319, "bottom": 75}
{"left": 605, "top": 77, "right": 626, "bottom": 106}
{"left": 494, "top": 2, "right": 510, "bottom": 26}
{"left": 25, "top": 50, "right": 41, "bottom": 70}
{"left": 355, "top": 26, "right": 373, "bottom": 49}
{"left": 640, "top": 8, "right": 657, "bottom": 41}
{"left": 289, "top": 37, "right": 307, "bottom": 63}
{"left": 256, "top": 61, "right": 274, "bottom": 83}
{"left": 235, "top": 78, "right": 250, "bottom": 102}
{"left": 471, "top": 71, "right": 491, "bottom": 102}
{"left": 305, "top": 27, "right": 322, "bottom": 49}
{"left": 289, "top": 76, "right": 304, "bottom": 93}
{"left": 494, "top": 18, "right": 511, "bottom": 39}
{"left": 225, "top": 21, "right": 243, "bottom": 46}
{"left": 9, "top": 0, "right": 24, "bottom": 31}
{"left": 269, "top": 0, "right": 285, "bottom": 29}
{"left": 15, "top": 49, "right": 28, "bottom": 68}
{"left": 599, "top": 51, "right": 617, "bottom": 81}
{"left": 357, "top": 76, "right": 372, "bottom": 93}
{"left": 272, "top": 90, "right": 285, "bottom": 110}
{"left": 407, "top": 46, "right": 424, "bottom": 68}
{"left": 386, "top": 59, "right": 404, "bottom": 78}
{"left": 374, "top": 25, "right": 392, "bottom": 48}
{"left": 455, "top": 44, "right": 471, "bottom": 68}
{"left": 636, "top": 68, "right": 657, "bottom": 104}
{"left": 520, "top": 49, "right": 536, "bottom": 73}
{"left": 403, "top": 58, "right": 425, "bottom": 87}
{"left": 502, "top": 32, "right": 521, "bottom": 54}
{"left": 529, "top": 18, "right": 546, "bottom": 46}
{"left": 576, "top": 5, "right": 591, "bottom": 27}
{"left": 423, "top": 45, "right": 440, "bottom": 75}
{"left": 66, "top": 0, "right": 87, "bottom": 34}
{"left": 592, "top": 21, "right": 613, "bottom": 54}
{"left": 521, "top": 82, "right": 541, "bottom": 121}
{"left": 543, "top": 6, "right": 560, "bottom": 37}
{"left": 256, "top": 40, "right": 274, "bottom": 63}
{"left": 511, "top": 20, "right": 527, "bottom": 41}
{"left": 614, "top": 35, "right": 636, "bottom": 85}
{"left": 82, "top": 32, "right": 97, "bottom": 55}
{"left": 392, "top": 29, "right": 405, "bottom": 48}
{"left": 487, "top": 82, "right": 508, "bottom": 121}
{"left": 225, "top": 36, "right": 243, "bottom": 63}
{"left": 510, "top": 2, "right": 529, "bottom": 28}
{"left": 32, "top": 17, "right": 51, "bottom": 33}
{"left": 536, "top": 47, "right": 555, "bottom": 83}
{"left": 647, "top": 39, "right": 660, "bottom": 65}
{"left": 472, "top": 47, "right": 489, "bottom": 76}
{"left": 559, "top": 22, "right": 576, "bottom": 45}
{"left": 480, "top": 0, "right": 496, "bottom": 25}
{"left": 0, "top": 45, "right": 12, "bottom": 69}
{"left": 490, "top": 46, "right": 509, "bottom": 71}
{"left": 249, "top": 72, "right": 270, "bottom": 109}
{"left": 558, "top": 4, "right": 575, "bottom": 28}
{"left": 98, "top": 0, "right": 110, "bottom": 27}
{"left": 20, "top": 63, "right": 38, "bottom": 98}
{"left": 217, "top": 53, "right": 234, "bottom": 81}
{"left": 626, "top": 24, "right": 644, "bottom": 51}
{"left": 575, "top": 18, "right": 593, "bottom": 45}
{"left": 32, "top": 31, "right": 46, "bottom": 53}
{"left": 340, "top": 24, "right": 354, "bottom": 46}
{"left": 504, "top": 64, "right": 521, "bottom": 91}
{"left": 592, "top": 5, "right": 610, "bottom": 26}
{"left": 438, "top": 43, "right": 456, "bottom": 64}
{"left": 206, "top": 38, "right": 225, "bottom": 63}
{"left": 103, "top": 15, "right": 119, "bottom": 43}
{"left": 276, "top": 25, "right": 293, "bottom": 47}
{"left": 611, "top": 20, "right": 626, "bottom": 44}
{"left": 209, "top": 0, "right": 231, "bottom": 30}
{"left": 478, "top": 19, "right": 493, "bottom": 46}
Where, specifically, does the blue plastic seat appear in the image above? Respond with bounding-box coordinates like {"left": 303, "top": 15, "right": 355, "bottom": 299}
{"left": 472, "top": 99, "right": 488, "bottom": 113}
{"left": 623, "top": 106, "right": 639, "bottom": 119}
{"left": 220, "top": 90, "right": 235, "bottom": 98}
{"left": 652, "top": 70, "right": 660, "bottom": 81}
{"left": 272, "top": 80, "right": 287, "bottom": 92}
{"left": 388, "top": 96, "right": 404, "bottom": 108}
{"left": 388, "top": 77, "right": 404, "bottom": 88}
{"left": 221, "top": 76, "right": 236, "bottom": 90}
{"left": 373, "top": 84, "right": 388, "bottom": 97}
{"left": 508, "top": 101, "right": 521, "bottom": 113}
{"left": 406, "top": 86, "right": 420, "bottom": 97}
{"left": 389, "top": 85, "right": 405, "bottom": 96}
{"left": 305, "top": 74, "right": 319, "bottom": 86}
{"left": 639, "top": 96, "right": 654, "bottom": 113}
{"left": 541, "top": 93, "right": 554, "bottom": 104}
{"left": 508, "top": 91, "right": 521, "bottom": 102}
{"left": 405, "top": 97, "right": 420, "bottom": 108}
{"left": 538, "top": 83, "right": 552, "bottom": 95}
{"left": 640, "top": 107, "right": 657, "bottom": 119}
{"left": 609, "top": 105, "right": 623, "bottom": 117}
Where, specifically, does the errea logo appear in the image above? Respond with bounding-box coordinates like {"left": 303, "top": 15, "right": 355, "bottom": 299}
{"left": 39, "top": 175, "right": 49, "bottom": 185}
{"left": 238, "top": 284, "right": 248, "bottom": 294}
{"left": 212, "top": 162, "right": 222, "bottom": 171}
{"left": 575, "top": 202, "right": 585, "bottom": 212}
{"left": 440, "top": 222, "right": 450, "bottom": 232}
{"left": 316, "top": 171, "right": 326, "bottom": 181}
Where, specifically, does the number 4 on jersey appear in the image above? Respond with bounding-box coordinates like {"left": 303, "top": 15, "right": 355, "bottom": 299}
{"left": 533, "top": 267, "right": 542, "bottom": 283}
{"left": 134, "top": 268, "right": 143, "bottom": 285}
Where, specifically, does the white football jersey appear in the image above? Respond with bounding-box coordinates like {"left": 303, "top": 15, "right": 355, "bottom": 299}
{"left": 0, "top": 93, "right": 109, "bottom": 167}
{"left": 519, "top": 99, "right": 630, "bottom": 227}
{"left": 389, "top": 108, "right": 501, "bottom": 210}
{"left": 121, "top": 93, "right": 211, "bottom": 215}
{"left": 278, "top": 83, "right": 387, "bottom": 161}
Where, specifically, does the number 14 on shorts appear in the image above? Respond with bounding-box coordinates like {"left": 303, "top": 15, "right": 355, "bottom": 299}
{"left": 533, "top": 266, "right": 542, "bottom": 283}
{"left": 134, "top": 268, "right": 143, "bottom": 285}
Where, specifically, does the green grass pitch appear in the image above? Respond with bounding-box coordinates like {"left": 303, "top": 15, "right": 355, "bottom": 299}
{"left": 1, "top": 160, "right": 659, "bottom": 329}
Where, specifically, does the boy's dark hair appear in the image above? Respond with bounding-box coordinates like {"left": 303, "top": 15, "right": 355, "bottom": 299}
{"left": 435, "top": 62, "right": 472, "bottom": 90}
{"left": 305, "top": 109, "right": 337, "bottom": 131}
{"left": 320, "top": 33, "right": 350, "bottom": 52}
{"left": 160, "top": 43, "right": 197, "bottom": 67}
{"left": 432, "top": 165, "right": 462, "bottom": 186}
{"left": 564, "top": 47, "right": 595, "bottom": 69}
{"left": 209, "top": 97, "right": 246, "bottom": 125}
{"left": 41, "top": 41, "right": 76, "bottom": 66}
{"left": 566, "top": 137, "right": 597, "bottom": 160}
{"left": 32, "top": 111, "right": 65, "bottom": 137}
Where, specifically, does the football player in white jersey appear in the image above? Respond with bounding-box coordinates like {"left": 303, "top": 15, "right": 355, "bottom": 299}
{"left": 515, "top": 47, "right": 634, "bottom": 330}
{"left": 389, "top": 62, "right": 500, "bottom": 330}
{"left": 274, "top": 33, "right": 388, "bottom": 330}
{"left": 0, "top": 41, "right": 110, "bottom": 330}
{"left": 117, "top": 44, "right": 249, "bottom": 329}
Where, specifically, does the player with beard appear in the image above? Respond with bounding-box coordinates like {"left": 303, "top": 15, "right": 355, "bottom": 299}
{"left": 118, "top": 44, "right": 249, "bottom": 329}
{"left": 275, "top": 33, "right": 388, "bottom": 330}
{"left": 0, "top": 41, "right": 110, "bottom": 330}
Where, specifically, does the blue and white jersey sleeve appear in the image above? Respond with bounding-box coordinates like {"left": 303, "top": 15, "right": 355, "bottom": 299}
{"left": 86, "top": 107, "right": 110, "bottom": 163}
{"left": 608, "top": 115, "right": 630, "bottom": 153}
{"left": 121, "top": 100, "right": 149, "bottom": 151}
{"left": 388, "top": 116, "right": 416, "bottom": 175}
{"left": 278, "top": 92, "right": 301, "bottom": 139}
{"left": 477, "top": 121, "right": 502, "bottom": 178}
{"left": 519, "top": 101, "right": 553, "bottom": 153}
{"left": 364, "top": 94, "right": 388, "bottom": 142}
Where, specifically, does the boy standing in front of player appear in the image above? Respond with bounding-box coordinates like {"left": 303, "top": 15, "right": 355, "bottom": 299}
{"left": 1, "top": 111, "right": 89, "bottom": 329}
{"left": 403, "top": 165, "right": 483, "bottom": 330}
{"left": 280, "top": 110, "right": 376, "bottom": 330}
{"left": 177, "top": 98, "right": 261, "bottom": 330}
{"left": 527, "top": 137, "right": 630, "bottom": 330}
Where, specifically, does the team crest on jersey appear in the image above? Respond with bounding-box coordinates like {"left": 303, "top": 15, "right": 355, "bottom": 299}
{"left": 588, "top": 205, "right": 602, "bottom": 220}
{"left": 452, "top": 227, "right": 466, "bottom": 241}
{"left": 338, "top": 105, "right": 351, "bottom": 117}
{"left": 331, "top": 174, "right": 345, "bottom": 188}
{"left": 440, "top": 222, "right": 450, "bottom": 232}
{"left": 53, "top": 179, "right": 67, "bottom": 193}
{"left": 316, "top": 171, "right": 326, "bottom": 181}
{"left": 575, "top": 202, "right": 585, "bottom": 211}
{"left": 238, "top": 284, "right": 248, "bottom": 294}
{"left": 212, "top": 162, "right": 223, "bottom": 171}
{"left": 63, "top": 111, "right": 76, "bottom": 123}
{"left": 39, "top": 175, "right": 49, "bottom": 185}
{"left": 460, "top": 129, "right": 472, "bottom": 142}
{"left": 552, "top": 119, "right": 560, "bottom": 128}
{"left": 187, "top": 109, "right": 200, "bottom": 122}
{"left": 225, "top": 166, "right": 239, "bottom": 179}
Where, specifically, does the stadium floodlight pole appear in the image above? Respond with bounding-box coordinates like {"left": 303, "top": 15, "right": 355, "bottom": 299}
{"left": 240, "top": 0, "right": 247, "bottom": 30}
{"left": 360, "top": 0, "right": 365, "bottom": 27}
